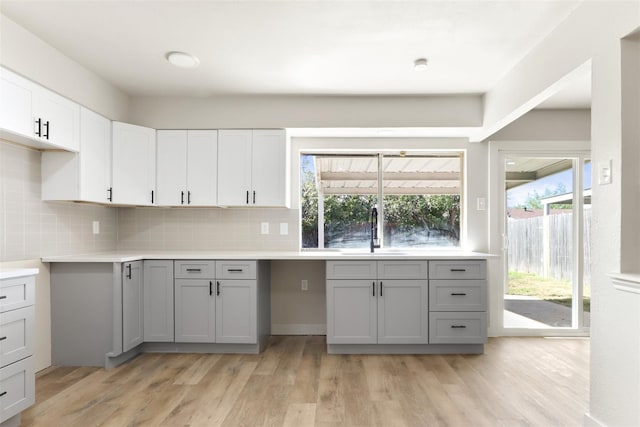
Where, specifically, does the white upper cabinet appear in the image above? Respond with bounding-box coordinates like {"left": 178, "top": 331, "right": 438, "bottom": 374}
{"left": 156, "top": 130, "right": 218, "bottom": 206}
{"left": 0, "top": 66, "right": 80, "bottom": 151}
{"left": 217, "top": 129, "right": 289, "bottom": 207}
{"left": 42, "top": 107, "right": 112, "bottom": 203}
{"left": 112, "top": 121, "right": 156, "bottom": 206}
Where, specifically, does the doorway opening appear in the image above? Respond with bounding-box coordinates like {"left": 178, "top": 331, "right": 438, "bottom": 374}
{"left": 503, "top": 155, "right": 591, "bottom": 331}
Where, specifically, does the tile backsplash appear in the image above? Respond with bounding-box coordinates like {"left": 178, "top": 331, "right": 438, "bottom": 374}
{"left": 116, "top": 207, "right": 300, "bottom": 252}
{"left": 0, "top": 141, "right": 118, "bottom": 261}
{"left": 1, "top": 139, "right": 300, "bottom": 262}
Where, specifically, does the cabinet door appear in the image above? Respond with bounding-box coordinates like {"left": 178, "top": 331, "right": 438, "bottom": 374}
{"left": 156, "top": 130, "right": 187, "bottom": 206}
{"left": 326, "top": 280, "right": 377, "bottom": 344}
{"left": 377, "top": 280, "right": 428, "bottom": 344}
{"left": 79, "top": 107, "right": 111, "bottom": 203}
{"left": 217, "top": 130, "right": 252, "bottom": 206}
{"left": 187, "top": 130, "right": 218, "bottom": 206}
{"left": 0, "top": 67, "right": 34, "bottom": 139}
{"left": 33, "top": 85, "right": 80, "bottom": 151}
{"left": 215, "top": 280, "right": 256, "bottom": 343}
{"left": 122, "top": 261, "right": 143, "bottom": 352}
{"left": 0, "top": 357, "right": 35, "bottom": 423}
{"left": 0, "top": 306, "right": 34, "bottom": 368}
{"left": 143, "top": 261, "right": 174, "bottom": 342}
{"left": 112, "top": 122, "right": 156, "bottom": 205}
{"left": 174, "top": 279, "right": 215, "bottom": 343}
{"left": 251, "top": 129, "right": 288, "bottom": 207}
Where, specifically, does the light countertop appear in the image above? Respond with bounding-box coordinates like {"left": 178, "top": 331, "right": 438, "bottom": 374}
{"left": 42, "top": 250, "right": 495, "bottom": 263}
{"left": 0, "top": 268, "right": 40, "bottom": 280}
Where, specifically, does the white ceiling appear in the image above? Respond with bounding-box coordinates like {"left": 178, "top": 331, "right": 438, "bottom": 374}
{"left": 0, "top": 0, "right": 588, "bottom": 104}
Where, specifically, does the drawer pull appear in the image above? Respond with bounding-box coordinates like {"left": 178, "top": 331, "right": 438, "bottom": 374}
{"left": 186, "top": 268, "right": 202, "bottom": 272}
{"left": 451, "top": 293, "right": 467, "bottom": 296}
{"left": 0, "top": 295, "right": 6, "bottom": 300}
{"left": 227, "top": 269, "right": 243, "bottom": 272}
{"left": 451, "top": 325, "right": 467, "bottom": 329}
{"left": 0, "top": 336, "right": 6, "bottom": 341}
{"left": 0, "top": 391, "right": 6, "bottom": 397}
{"left": 450, "top": 268, "right": 467, "bottom": 272}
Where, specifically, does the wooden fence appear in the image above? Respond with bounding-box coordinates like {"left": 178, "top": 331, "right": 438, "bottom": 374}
{"left": 508, "top": 209, "right": 591, "bottom": 285}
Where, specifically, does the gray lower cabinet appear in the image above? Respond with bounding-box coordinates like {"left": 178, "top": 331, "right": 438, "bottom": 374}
{"left": 215, "top": 279, "right": 257, "bottom": 343}
{"left": 175, "top": 278, "right": 216, "bottom": 343}
{"left": 122, "top": 261, "right": 144, "bottom": 352}
{"left": 1, "top": 271, "right": 36, "bottom": 424}
{"left": 428, "top": 260, "right": 487, "bottom": 344}
{"left": 326, "top": 260, "right": 429, "bottom": 345}
{"left": 143, "top": 260, "right": 174, "bottom": 342}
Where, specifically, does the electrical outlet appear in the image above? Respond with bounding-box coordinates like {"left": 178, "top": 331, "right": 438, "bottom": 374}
{"left": 301, "top": 279, "right": 308, "bottom": 291}
{"left": 477, "top": 197, "right": 486, "bottom": 211}
{"left": 261, "top": 222, "right": 269, "bottom": 234}
{"left": 280, "top": 222, "right": 288, "bottom": 235}
{"left": 92, "top": 221, "right": 100, "bottom": 234}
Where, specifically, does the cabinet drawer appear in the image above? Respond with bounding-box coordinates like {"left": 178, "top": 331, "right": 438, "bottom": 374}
{"left": 0, "top": 306, "right": 34, "bottom": 368}
{"left": 326, "top": 261, "right": 377, "bottom": 280}
{"left": 429, "top": 312, "right": 487, "bottom": 344}
{"left": 0, "top": 356, "right": 35, "bottom": 422}
{"left": 0, "top": 276, "right": 35, "bottom": 313}
{"left": 429, "top": 280, "right": 486, "bottom": 312}
{"left": 174, "top": 260, "right": 216, "bottom": 279}
{"left": 428, "top": 260, "right": 486, "bottom": 280}
{"left": 378, "top": 261, "right": 427, "bottom": 280}
{"left": 216, "top": 261, "right": 256, "bottom": 280}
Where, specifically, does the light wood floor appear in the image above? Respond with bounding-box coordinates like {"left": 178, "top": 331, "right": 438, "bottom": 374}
{"left": 22, "top": 336, "right": 589, "bottom": 426}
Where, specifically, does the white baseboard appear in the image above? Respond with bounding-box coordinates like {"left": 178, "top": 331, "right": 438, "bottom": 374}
{"left": 584, "top": 413, "right": 606, "bottom": 427}
{"left": 271, "top": 323, "right": 326, "bottom": 335}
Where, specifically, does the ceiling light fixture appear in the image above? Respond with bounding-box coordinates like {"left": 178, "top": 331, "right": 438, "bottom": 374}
{"left": 166, "top": 51, "right": 200, "bottom": 69}
{"left": 414, "top": 58, "right": 428, "bottom": 71}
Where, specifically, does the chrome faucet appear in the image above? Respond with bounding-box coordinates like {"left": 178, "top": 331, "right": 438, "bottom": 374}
{"left": 370, "top": 206, "right": 380, "bottom": 253}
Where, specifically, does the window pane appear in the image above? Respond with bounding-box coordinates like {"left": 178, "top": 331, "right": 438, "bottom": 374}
{"left": 301, "top": 154, "right": 378, "bottom": 249}
{"left": 382, "top": 155, "right": 461, "bottom": 248}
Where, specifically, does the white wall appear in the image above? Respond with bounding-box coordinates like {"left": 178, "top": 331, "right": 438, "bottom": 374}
{"left": 128, "top": 94, "right": 482, "bottom": 130}
{"left": 0, "top": 14, "right": 129, "bottom": 121}
{"left": 488, "top": 109, "right": 591, "bottom": 142}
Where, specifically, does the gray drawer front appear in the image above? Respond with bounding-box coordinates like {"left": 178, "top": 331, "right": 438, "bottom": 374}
{"left": 429, "top": 280, "right": 486, "bottom": 312}
{"left": 174, "top": 260, "right": 216, "bottom": 279}
{"left": 428, "top": 260, "right": 486, "bottom": 280}
{"left": 429, "top": 312, "right": 487, "bottom": 344}
{"left": 216, "top": 261, "right": 256, "bottom": 280}
{"left": 378, "top": 261, "right": 427, "bottom": 280}
{"left": 0, "top": 276, "right": 35, "bottom": 313}
{"left": 0, "top": 356, "right": 35, "bottom": 422}
{"left": 326, "top": 261, "right": 377, "bottom": 280}
{"left": 0, "top": 306, "right": 34, "bottom": 368}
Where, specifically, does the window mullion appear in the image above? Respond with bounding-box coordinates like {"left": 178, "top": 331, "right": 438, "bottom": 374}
{"left": 378, "top": 153, "right": 384, "bottom": 249}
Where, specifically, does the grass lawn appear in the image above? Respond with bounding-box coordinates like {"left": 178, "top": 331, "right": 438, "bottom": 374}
{"left": 507, "top": 271, "right": 591, "bottom": 312}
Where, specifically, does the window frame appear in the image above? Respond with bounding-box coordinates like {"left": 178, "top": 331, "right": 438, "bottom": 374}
{"left": 299, "top": 148, "right": 465, "bottom": 251}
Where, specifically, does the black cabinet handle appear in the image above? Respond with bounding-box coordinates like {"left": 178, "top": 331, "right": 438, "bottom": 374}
{"left": 227, "top": 269, "right": 243, "bottom": 273}
{"left": 209, "top": 281, "right": 212, "bottom": 296}
{"left": 451, "top": 325, "right": 467, "bottom": 329}
{"left": 0, "top": 336, "right": 6, "bottom": 341}
{"left": 107, "top": 187, "right": 113, "bottom": 202}
{"left": 246, "top": 190, "right": 249, "bottom": 204}
{"left": 43, "top": 120, "right": 50, "bottom": 139}
{"left": 181, "top": 191, "right": 184, "bottom": 205}
{"left": 126, "top": 264, "right": 132, "bottom": 279}
{"left": 186, "top": 268, "right": 201, "bottom": 272}
{"left": 380, "top": 281, "right": 383, "bottom": 296}
{"left": 253, "top": 190, "right": 256, "bottom": 204}
{"left": 0, "top": 295, "right": 6, "bottom": 300}
{"left": 0, "top": 391, "right": 6, "bottom": 397}
{"left": 151, "top": 190, "right": 154, "bottom": 204}
{"left": 35, "top": 118, "right": 42, "bottom": 137}
{"left": 451, "top": 293, "right": 467, "bottom": 296}
{"left": 188, "top": 191, "right": 191, "bottom": 204}
{"left": 372, "top": 281, "right": 375, "bottom": 296}
{"left": 450, "top": 269, "right": 466, "bottom": 272}
{"left": 217, "top": 281, "right": 221, "bottom": 296}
